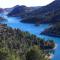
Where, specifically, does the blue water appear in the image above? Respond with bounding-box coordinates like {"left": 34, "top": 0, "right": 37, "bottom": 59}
{"left": 1, "top": 14, "right": 60, "bottom": 60}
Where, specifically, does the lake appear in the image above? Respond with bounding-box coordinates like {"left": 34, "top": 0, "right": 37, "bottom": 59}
{"left": 0, "top": 14, "right": 60, "bottom": 60}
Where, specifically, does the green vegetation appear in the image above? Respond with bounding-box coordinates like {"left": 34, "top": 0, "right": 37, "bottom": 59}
{"left": 0, "top": 24, "right": 55, "bottom": 60}
{"left": 26, "top": 45, "right": 48, "bottom": 60}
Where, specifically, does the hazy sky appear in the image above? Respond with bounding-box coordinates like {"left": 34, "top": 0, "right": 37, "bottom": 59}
{"left": 0, "top": 0, "right": 54, "bottom": 8}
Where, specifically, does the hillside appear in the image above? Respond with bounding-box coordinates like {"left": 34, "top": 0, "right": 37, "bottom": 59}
{"left": 7, "top": 0, "right": 60, "bottom": 24}
{"left": 21, "top": 8, "right": 60, "bottom": 24}
{"left": 0, "top": 24, "right": 55, "bottom": 60}
{"left": 41, "top": 23, "right": 60, "bottom": 37}
{"left": 7, "top": 5, "right": 41, "bottom": 17}
{"left": 20, "top": 0, "right": 60, "bottom": 24}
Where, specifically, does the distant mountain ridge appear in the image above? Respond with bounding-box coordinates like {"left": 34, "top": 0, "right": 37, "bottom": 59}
{"left": 7, "top": 5, "right": 41, "bottom": 16}
{"left": 7, "top": 5, "right": 26, "bottom": 16}
{"left": 7, "top": 0, "right": 60, "bottom": 24}
{"left": 21, "top": 0, "right": 60, "bottom": 24}
{"left": 7, "top": 0, "right": 60, "bottom": 16}
{"left": 25, "top": 0, "right": 60, "bottom": 16}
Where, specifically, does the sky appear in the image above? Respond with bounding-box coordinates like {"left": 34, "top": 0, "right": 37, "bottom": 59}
{"left": 0, "top": 0, "right": 54, "bottom": 8}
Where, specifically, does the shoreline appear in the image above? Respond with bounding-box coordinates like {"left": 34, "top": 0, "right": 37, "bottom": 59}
{"left": 47, "top": 44, "right": 57, "bottom": 59}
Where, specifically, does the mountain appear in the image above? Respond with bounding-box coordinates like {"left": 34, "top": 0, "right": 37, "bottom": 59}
{"left": 7, "top": 0, "right": 60, "bottom": 17}
{"left": 28, "top": 0, "right": 60, "bottom": 15}
{"left": 7, "top": 5, "right": 26, "bottom": 16}
{"left": 21, "top": 0, "right": 60, "bottom": 24}
{"left": 7, "top": 0, "right": 60, "bottom": 24}
{"left": 7, "top": 5, "right": 42, "bottom": 17}
{"left": 21, "top": 8, "right": 60, "bottom": 24}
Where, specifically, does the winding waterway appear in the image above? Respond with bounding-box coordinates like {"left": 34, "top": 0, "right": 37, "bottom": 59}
{"left": 0, "top": 14, "right": 60, "bottom": 60}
